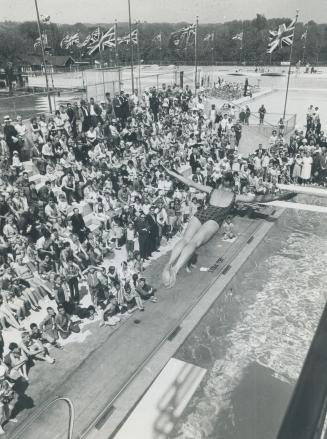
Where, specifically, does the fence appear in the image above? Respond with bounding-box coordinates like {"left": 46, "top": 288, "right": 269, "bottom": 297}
{"left": 0, "top": 89, "right": 86, "bottom": 121}
{"left": 85, "top": 67, "right": 180, "bottom": 102}
{"left": 244, "top": 112, "right": 297, "bottom": 136}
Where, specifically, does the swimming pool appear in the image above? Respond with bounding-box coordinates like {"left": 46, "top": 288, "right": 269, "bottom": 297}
{"left": 170, "top": 201, "right": 327, "bottom": 439}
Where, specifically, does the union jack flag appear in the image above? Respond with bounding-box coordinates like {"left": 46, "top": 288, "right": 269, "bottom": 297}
{"left": 169, "top": 24, "right": 196, "bottom": 48}
{"left": 232, "top": 32, "right": 243, "bottom": 41}
{"left": 40, "top": 14, "right": 51, "bottom": 25}
{"left": 88, "top": 27, "right": 115, "bottom": 54}
{"left": 204, "top": 32, "right": 214, "bottom": 42}
{"left": 118, "top": 29, "right": 138, "bottom": 45}
{"left": 61, "top": 33, "right": 80, "bottom": 49}
{"left": 34, "top": 33, "right": 48, "bottom": 49}
{"left": 152, "top": 33, "right": 162, "bottom": 43}
{"left": 78, "top": 27, "right": 101, "bottom": 49}
{"left": 267, "top": 19, "right": 295, "bottom": 54}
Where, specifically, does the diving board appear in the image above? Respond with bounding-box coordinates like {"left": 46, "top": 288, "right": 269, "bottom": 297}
{"left": 278, "top": 184, "right": 327, "bottom": 198}
{"left": 114, "top": 358, "right": 206, "bottom": 439}
{"left": 265, "top": 200, "right": 327, "bottom": 213}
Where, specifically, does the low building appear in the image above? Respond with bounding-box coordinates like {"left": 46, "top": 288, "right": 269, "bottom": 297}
{"left": 20, "top": 55, "right": 76, "bottom": 74}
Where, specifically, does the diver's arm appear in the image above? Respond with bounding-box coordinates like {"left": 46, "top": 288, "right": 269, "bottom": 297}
{"left": 162, "top": 166, "right": 212, "bottom": 194}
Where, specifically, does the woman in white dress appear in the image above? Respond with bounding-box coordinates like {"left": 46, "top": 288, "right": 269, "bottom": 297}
{"left": 292, "top": 153, "right": 303, "bottom": 184}
{"left": 300, "top": 151, "right": 313, "bottom": 183}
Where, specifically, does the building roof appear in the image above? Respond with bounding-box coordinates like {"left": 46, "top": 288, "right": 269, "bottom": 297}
{"left": 45, "top": 55, "right": 75, "bottom": 66}
{"left": 19, "top": 55, "right": 75, "bottom": 67}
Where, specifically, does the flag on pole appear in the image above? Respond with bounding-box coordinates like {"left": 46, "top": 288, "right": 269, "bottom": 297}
{"left": 204, "top": 32, "right": 214, "bottom": 42}
{"left": 40, "top": 14, "right": 51, "bottom": 25}
{"left": 77, "top": 27, "right": 101, "bottom": 49}
{"left": 61, "top": 33, "right": 80, "bottom": 49}
{"left": 34, "top": 33, "right": 48, "bottom": 49}
{"left": 169, "top": 24, "right": 196, "bottom": 48}
{"left": 118, "top": 29, "right": 138, "bottom": 45}
{"left": 88, "top": 26, "right": 115, "bottom": 54}
{"left": 152, "top": 32, "right": 162, "bottom": 43}
{"left": 60, "top": 34, "right": 71, "bottom": 49}
{"left": 267, "top": 19, "right": 295, "bottom": 54}
{"left": 232, "top": 32, "right": 243, "bottom": 41}
{"left": 102, "top": 27, "right": 116, "bottom": 48}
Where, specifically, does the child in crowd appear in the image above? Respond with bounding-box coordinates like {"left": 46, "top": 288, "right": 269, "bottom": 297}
{"left": 223, "top": 216, "right": 236, "bottom": 240}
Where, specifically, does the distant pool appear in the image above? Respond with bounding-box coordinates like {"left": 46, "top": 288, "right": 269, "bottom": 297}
{"left": 171, "top": 200, "right": 327, "bottom": 439}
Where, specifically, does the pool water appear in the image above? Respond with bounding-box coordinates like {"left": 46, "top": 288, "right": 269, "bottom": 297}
{"left": 171, "top": 202, "right": 327, "bottom": 439}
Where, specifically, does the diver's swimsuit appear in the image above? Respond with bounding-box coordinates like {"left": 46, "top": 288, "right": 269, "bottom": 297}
{"left": 195, "top": 191, "right": 236, "bottom": 226}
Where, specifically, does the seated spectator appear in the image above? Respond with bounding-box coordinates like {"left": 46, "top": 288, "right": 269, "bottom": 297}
{"left": 55, "top": 304, "right": 80, "bottom": 340}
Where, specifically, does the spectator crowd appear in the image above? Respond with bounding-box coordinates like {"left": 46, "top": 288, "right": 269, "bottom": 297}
{"left": 0, "top": 78, "right": 323, "bottom": 432}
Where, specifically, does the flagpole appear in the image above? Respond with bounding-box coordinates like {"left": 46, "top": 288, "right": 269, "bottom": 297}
{"left": 194, "top": 16, "right": 199, "bottom": 94}
{"left": 34, "top": 0, "right": 52, "bottom": 113}
{"left": 239, "top": 22, "right": 243, "bottom": 65}
{"left": 127, "top": 0, "right": 135, "bottom": 93}
{"left": 114, "top": 20, "right": 121, "bottom": 92}
{"left": 136, "top": 21, "right": 141, "bottom": 92}
{"left": 159, "top": 32, "right": 162, "bottom": 66}
{"left": 283, "top": 10, "right": 299, "bottom": 120}
{"left": 302, "top": 24, "right": 308, "bottom": 64}
{"left": 98, "top": 27, "right": 104, "bottom": 68}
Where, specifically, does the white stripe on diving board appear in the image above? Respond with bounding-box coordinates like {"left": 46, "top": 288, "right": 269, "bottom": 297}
{"left": 266, "top": 200, "right": 327, "bottom": 213}
{"left": 114, "top": 358, "right": 207, "bottom": 439}
{"left": 278, "top": 184, "right": 327, "bottom": 197}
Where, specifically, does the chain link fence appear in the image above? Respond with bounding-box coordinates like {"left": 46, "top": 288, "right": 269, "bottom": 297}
{"left": 85, "top": 67, "right": 180, "bottom": 101}
{"left": 0, "top": 89, "right": 86, "bottom": 122}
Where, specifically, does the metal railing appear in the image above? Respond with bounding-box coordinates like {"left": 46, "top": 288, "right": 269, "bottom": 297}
{"left": 0, "top": 89, "right": 86, "bottom": 121}
{"left": 10, "top": 396, "right": 75, "bottom": 439}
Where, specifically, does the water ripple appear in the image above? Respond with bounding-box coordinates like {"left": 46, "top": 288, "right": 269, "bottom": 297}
{"left": 173, "top": 223, "right": 327, "bottom": 439}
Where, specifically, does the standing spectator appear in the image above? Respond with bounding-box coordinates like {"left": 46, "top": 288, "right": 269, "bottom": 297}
{"left": 149, "top": 90, "right": 160, "bottom": 122}
{"left": 146, "top": 206, "right": 160, "bottom": 255}
{"left": 234, "top": 120, "right": 242, "bottom": 147}
{"left": 113, "top": 92, "right": 121, "bottom": 119}
{"left": 126, "top": 222, "right": 136, "bottom": 260}
{"left": 70, "top": 208, "right": 89, "bottom": 242}
{"left": 3, "top": 116, "right": 19, "bottom": 160}
{"left": 119, "top": 91, "right": 130, "bottom": 126}
{"left": 244, "top": 106, "right": 251, "bottom": 125}
{"left": 258, "top": 105, "right": 266, "bottom": 124}
{"left": 301, "top": 150, "right": 313, "bottom": 184}
{"left": 80, "top": 100, "right": 90, "bottom": 132}
{"left": 64, "top": 259, "right": 83, "bottom": 303}
{"left": 135, "top": 212, "right": 150, "bottom": 260}
{"left": 88, "top": 97, "right": 101, "bottom": 127}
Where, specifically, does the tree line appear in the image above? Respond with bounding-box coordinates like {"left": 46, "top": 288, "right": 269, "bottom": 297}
{"left": 0, "top": 14, "right": 326, "bottom": 68}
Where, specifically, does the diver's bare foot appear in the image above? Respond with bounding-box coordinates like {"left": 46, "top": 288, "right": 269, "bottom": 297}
{"left": 185, "top": 266, "right": 191, "bottom": 273}
{"left": 168, "top": 267, "right": 177, "bottom": 288}
{"left": 162, "top": 264, "right": 172, "bottom": 287}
